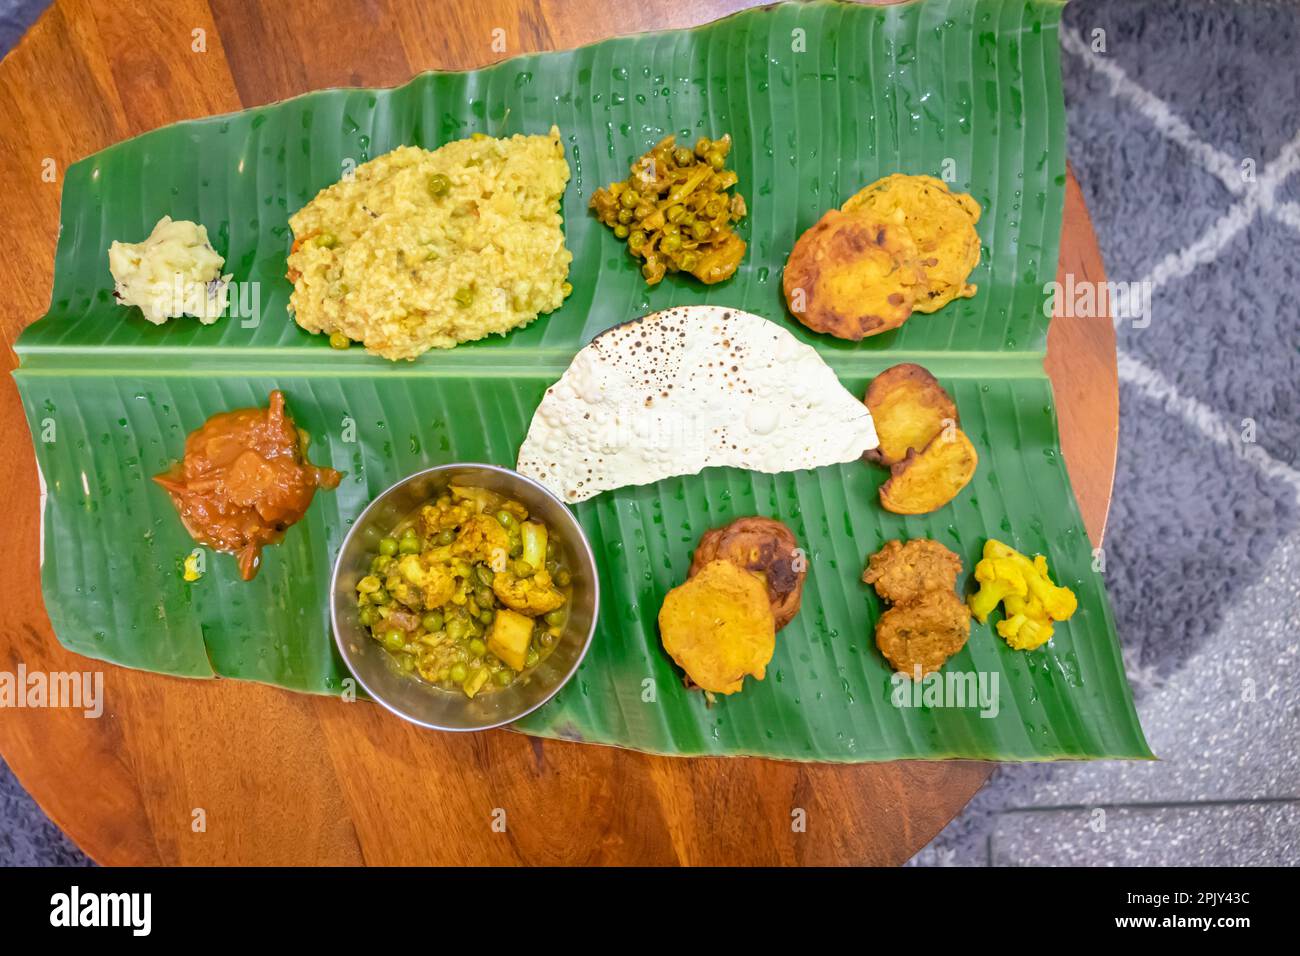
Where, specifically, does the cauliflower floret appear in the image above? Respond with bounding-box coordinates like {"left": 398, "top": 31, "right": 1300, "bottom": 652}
{"left": 1026, "top": 554, "right": 1078, "bottom": 620}
{"left": 451, "top": 514, "right": 511, "bottom": 567}
{"left": 492, "top": 568, "right": 565, "bottom": 617}
{"left": 967, "top": 539, "right": 1076, "bottom": 650}
{"left": 420, "top": 498, "right": 474, "bottom": 537}
{"left": 388, "top": 554, "right": 456, "bottom": 609}
{"left": 997, "top": 613, "right": 1054, "bottom": 650}
{"left": 968, "top": 554, "right": 1028, "bottom": 622}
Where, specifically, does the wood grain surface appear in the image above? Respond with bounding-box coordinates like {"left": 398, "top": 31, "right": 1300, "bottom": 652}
{"left": 0, "top": 0, "right": 1116, "bottom": 866}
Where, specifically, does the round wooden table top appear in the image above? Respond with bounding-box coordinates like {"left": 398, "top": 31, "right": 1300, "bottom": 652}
{"left": 0, "top": 0, "right": 1116, "bottom": 866}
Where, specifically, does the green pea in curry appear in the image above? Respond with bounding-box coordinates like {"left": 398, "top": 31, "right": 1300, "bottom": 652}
{"left": 355, "top": 485, "right": 572, "bottom": 698}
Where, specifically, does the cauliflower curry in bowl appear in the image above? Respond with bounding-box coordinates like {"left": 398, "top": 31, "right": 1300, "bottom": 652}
{"left": 355, "top": 483, "right": 574, "bottom": 699}
{"left": 332, "top": 463, "right": 598, "bottom": 732}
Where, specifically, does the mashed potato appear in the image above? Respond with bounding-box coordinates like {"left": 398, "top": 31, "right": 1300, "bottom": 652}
{"left": 109, "top": 216, "right": 231, "bottom": 325}
{"left": 287, "top": 128, "right": 572, "bottom": 360}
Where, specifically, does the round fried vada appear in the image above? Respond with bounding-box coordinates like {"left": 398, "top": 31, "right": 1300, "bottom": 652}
{"left": 874, "top": 589, "right": 971, "bottom": 676}
{"left": 842, "top": 174, "right": 981, "bottom": 314}
{"left": 658, "top": 559, "right": 775, "bottom": 695}
{"left": 689, "top": 516, "right": 805, "bottom": 630}
{"left": 782, "top": 210, "right": 924, "bottom": 340}
{"left": 862, "top": 538, "right": 963, "bottom": 606}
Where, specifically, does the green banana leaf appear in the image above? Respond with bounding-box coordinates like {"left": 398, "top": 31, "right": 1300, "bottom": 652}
{"left": 14, "top": 0, "right": 1153, "bottom": 760}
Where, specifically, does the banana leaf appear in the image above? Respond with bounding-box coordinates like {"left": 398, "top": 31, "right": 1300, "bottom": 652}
{"left": 14, "top": 0, "right": 1153, "bottom": 760}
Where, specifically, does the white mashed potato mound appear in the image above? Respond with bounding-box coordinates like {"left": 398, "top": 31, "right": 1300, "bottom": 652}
{"left": 108, "top": 216, "right": 231, "bottom": 325}
{"left": 286, "top": 128, "right": 573, "bottom": 360}
{"left": 517, "top": 306, "right": 880, "bottom": 501}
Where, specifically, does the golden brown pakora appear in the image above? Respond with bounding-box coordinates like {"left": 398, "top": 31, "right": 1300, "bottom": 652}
{"left": 658, "top": 559, "right": 776, "bottom": 695}
{"left": 863, "top": 538, "right": 963, "bottom": 606}
{"left": 859, "top": 361, "right": 977, "bottom": 515}
{"left": 782, "top": 210, "right": 925, "bottom": 340}
{"left": 878, "top": 428, "right": 979, "bottom": 515}
{"left": 874, "top": 590, "right": 972, "bottom": 676}
{"left": 842, "top": 174, "right": 981, "bottom": 313}
{"left": 864, "top": 537, "right": 971, "bottom": 675}
{"left": 863, "top": 363, "right": 960, "bottom": 467}
{"left": 689, "top": 516, "right": 806, "bottom": 630}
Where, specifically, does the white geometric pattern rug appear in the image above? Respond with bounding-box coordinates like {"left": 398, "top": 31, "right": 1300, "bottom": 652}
{"left": 915, "top": 0, "right": 1299, "bottom": 866}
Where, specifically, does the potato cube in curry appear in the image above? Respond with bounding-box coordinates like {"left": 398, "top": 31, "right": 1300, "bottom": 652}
{"left": 488, "top": 608, "right": 534, "bottom": 671}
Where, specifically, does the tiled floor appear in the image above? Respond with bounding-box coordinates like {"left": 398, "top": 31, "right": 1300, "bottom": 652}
{"left": 990, "top": 802, "right": 1300, "bottom": 867}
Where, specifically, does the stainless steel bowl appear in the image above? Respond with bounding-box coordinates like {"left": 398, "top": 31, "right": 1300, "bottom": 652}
{"left": 330, "top": 463, "right": 599, "bottom": 731}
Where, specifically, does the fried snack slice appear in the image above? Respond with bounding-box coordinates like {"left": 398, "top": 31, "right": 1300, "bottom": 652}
{"left": 863, "top": 363, "right": 959, "bottom": 467}
{"left": 782, "top": 210, "right": 925, "bottom": 340}
{"left": 689, "top": 516, "right": 805, "bottom": 630}
{"left": 843, "top": 174, "right": 981, "bottom": 314}
{"left": 875, "top": 590, "right": 972, "bottom": 676}
{"left": 879, "top": 428, "right": 978, "bottom": 515}
{"left": 862, "top": 538, "right": 963, "bottom": 606}
{"left": 658, "top": 559, "right": 776, "bottom": 695}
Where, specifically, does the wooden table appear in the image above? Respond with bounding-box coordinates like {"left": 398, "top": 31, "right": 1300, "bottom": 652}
{"left": 0, "top": 0, "right": 1116, "bottom": 865}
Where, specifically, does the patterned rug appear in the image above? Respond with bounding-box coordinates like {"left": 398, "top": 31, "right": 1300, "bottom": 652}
{"left": 915, "top": 0, "right": 1300, "bottom": 866}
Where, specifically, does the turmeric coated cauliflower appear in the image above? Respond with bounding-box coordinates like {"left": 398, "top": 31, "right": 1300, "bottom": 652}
{"left": 968, "top": 539, "right": 1077, "bottom": 650}
{"left": 451, "top": 514, "right": 511, "bottom": 566}
{"left": 492, "top": 568, "right": 565, "bottom": 617}
{"left": 391, "top": 553, "right": 457, "bottom": 609}
{"left": 419, "top": 498, "right": 474, "bottom": 536}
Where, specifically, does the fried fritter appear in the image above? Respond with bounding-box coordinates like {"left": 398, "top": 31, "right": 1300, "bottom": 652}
{"left": 863, "top": 538, "right": 963, "bottom": 606}
{"left": 782, "top": 210, "right": 925, "bottom": 340}
{"left": 863, "top": 363, "right": 960, "bottom": 467}
{"left": 658, "top": 559, "right": 775, "bottom": 695}
{"left": 689, "top": 516, "right": 805, "bottom": 630}
{"left": 842, "top": 174, "right": 981, "bottom": 314}
{"left": 878, "top": 428, "right": 978, "bottom": 515}
{"left": 874, "top": 590, "right": 972, "bottom": 676}
{"left": 864, "top": 537, "right": 971, "bottom": 675}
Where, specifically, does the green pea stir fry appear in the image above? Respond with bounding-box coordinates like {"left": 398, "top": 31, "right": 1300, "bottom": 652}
{"left": 355, "top": 485, "right": 573, "bottom": 698}
{"left": 589, "top": 133, "right": 747, "bottom": 286}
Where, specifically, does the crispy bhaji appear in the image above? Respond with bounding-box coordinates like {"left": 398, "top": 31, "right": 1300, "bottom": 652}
{"left": 658, "top": 559, "right": 775, "bottom": 695}
{"left": 875, "top": 590, "right": 972, "bottom": 677}
{"left": 864, "top": 538, "right": 971, "bottom": 675}
{"left": 842, "top": 173, "right": 981, "bottom": 313}
{"left": 782, "top": 211, "right": 924, "bottom": 340}
{"left": 863, "top": 538, "right": 963, "bottom": 606}
{"left": 864, "top": 362, "right": 960, "bottom": 467}
{"left": 689, "top": 516, "right": 805, "bottom": 630}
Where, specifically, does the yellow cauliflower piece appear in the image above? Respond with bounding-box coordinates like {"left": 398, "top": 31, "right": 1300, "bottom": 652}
{"left": 997, "top": 613, "right": 1054, "bottom": 650}
{"left": 1026, "top": 554, "right": 1078, "bottom": 621}
{"left": 451, "top": 514, "right": 510, "bottom": 566}
{"left": 420, "top": 499, "right": 473, "bottom": 536}
{"left": 967, "top": 538, "right": 1077, "bottom": 650}
{"left": 420, "top": 565, "right": 457, "bottom": 609}
{"left": 492, "top": 568, "right": 565, "bottom": 617}
{"left": 391, "top": 554, "right": 457, "bottom": 609}
{"left": 968, "top": 554, "right": 1027, "bottom": 622}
